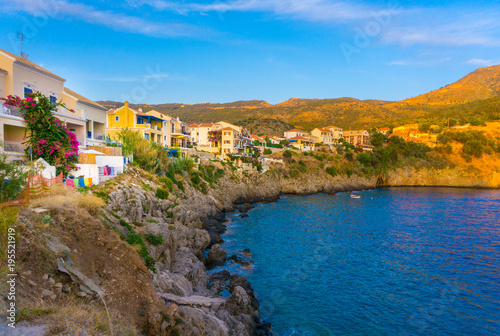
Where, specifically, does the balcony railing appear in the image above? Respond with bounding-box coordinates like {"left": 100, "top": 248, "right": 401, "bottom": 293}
{"left": 0, "top": 104, "right": 23, "bottom": 118}
{"left": 87, "top": 132, "right": 105, "bottom": 141}
{"left": 172, "top": 128, "right": 187, "bottom": 134}
{"left": 3, "top": 141, "right": 26, "bottom": 153}
{"left": 76, "top": 137, "right": 85, "bottom": 146}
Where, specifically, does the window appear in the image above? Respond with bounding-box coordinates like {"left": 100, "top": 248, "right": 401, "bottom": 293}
{"left": 144, "top": 133, "right": 149, "bottom": 140}
{"left": 24, "top": 87, "right": 33, "bottom": 97}
{"left": 49, "top": 95, "right": 57, "bottom": 104}
{"left": 115, "top": 116, "right": 119, "bottom": 121}
{"left": 224, "top": 140, "right": 230, "bottom": 144}
{"left": 137, "top": 117, "right": 144, "bottom": 125}
{"left": 224, "top": 132, "right": 230, "bottom": 136}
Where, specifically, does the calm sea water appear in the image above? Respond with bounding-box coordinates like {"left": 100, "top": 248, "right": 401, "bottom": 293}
{"left": 213, "top": 188, "right": 500, "bottom": 336}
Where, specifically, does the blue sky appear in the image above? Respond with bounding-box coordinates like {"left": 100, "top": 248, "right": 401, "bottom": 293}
{"left": 1, "top": 0, "right": 500, "bottom": 105}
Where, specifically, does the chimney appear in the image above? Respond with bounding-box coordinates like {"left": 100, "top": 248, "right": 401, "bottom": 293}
{"left": 124, "top": 101, "right": 129, "bottom": 108}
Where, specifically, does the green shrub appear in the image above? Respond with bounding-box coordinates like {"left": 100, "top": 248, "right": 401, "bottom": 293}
{"left": 145, "top": 233, "right": 164, "bottom": 246}
{"left": 190, "top": 172, "right": 201, "bottom": 185}
{"left": 176, "top": 180, "right": 185, "bottom": 192}
{"left": 156, "top": 188, "right": 169, "bottom": 200}
{"left": 126, "top": 233, "right": 143, "bottom": 246}
{"left": 282, "top": 150, "right": 293, "bottom": 159}
{"left": 462, "top": 140, "right": 483, "bottom": 157}
{"left": 263, "top": 148, "right": 272, "bottom": 155}
{"left": 325, "top": 166, "right": 338, "bottom": 177}
{"left": 159, "top": 176, "right": 174, "bottom": 191}
{"left": 0, "top": 155, "right": 28, "bottom": 203}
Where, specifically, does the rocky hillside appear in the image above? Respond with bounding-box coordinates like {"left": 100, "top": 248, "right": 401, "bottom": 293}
{"left": 6, "top": 147, "right": 500, "bottom": 334}
{"left": 98, "top": 65, "right": 500, "bottom": 131}
{"left": 399, "top": 64, "right": 500, "bottom": 105}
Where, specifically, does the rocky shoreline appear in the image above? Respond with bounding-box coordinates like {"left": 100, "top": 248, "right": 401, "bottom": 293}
{"left": 140, "top": 165, "right": 499, "bottom": 335}
{"left": 20, "top": 164, "right": 495, "bottom": 336}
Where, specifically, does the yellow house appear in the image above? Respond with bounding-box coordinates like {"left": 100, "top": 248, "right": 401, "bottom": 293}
{"left": 221, "top": 127, "right": 235, "bottom": 157}
{"left": 311, "top": 128, "right": 335, "bottom": 144}
{"left": 289, "top": 136, "right": 315, "bottom": 151}
{"left": 107, "top": 101, "right": 163, "bottom": 144}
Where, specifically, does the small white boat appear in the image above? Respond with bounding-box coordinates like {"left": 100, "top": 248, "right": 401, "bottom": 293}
{"left": 350, "top": 194, "right": 361, "bottom": 199}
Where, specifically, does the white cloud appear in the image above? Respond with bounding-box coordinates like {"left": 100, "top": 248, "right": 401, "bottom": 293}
{"left": 2, "top": 0, "right": 205, "bottom": 38}
{"left": 466, "top": 58, "right": 499, "bottom": 66}
{"left": 388, "top": 57, "right": 451, "bottom": 66}
{"left": 130, "top": 0, "right": 377, "bottom": 21}
{"left": 380, "top": 10, "right": 500, "bottom": 47}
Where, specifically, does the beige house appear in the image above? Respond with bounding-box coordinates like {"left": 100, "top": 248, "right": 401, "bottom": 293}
{"left": 197, "top": 123, "right": 215, "bottom": 147}
{"left": 187, "top": 124, "right": 200, "bottom": 145}
{"left": 62, "top": 88, "right": 108, "bottom": 147}
{"left": 324, "top": 126, "right": 343, "bottom": 143}
{"left": 0, "top": 48, "right": 87, "bottom": 157}
{"left": 144, "top": 110, "right": 173, "bottom": 146}
{"left": 284, "top": 128, "right": 309, "bottom": 140}
{"left": 163, "top": 116, "right": 189, "bottom": 148}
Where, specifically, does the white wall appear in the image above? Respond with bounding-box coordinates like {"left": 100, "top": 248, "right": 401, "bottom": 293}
{"left": 69, "top": 164, "right": 99, "bottom": 185}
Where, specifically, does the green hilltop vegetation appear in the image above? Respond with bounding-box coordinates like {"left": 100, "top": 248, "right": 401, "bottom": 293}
{"left": 98, "top": 64, "right": 500, "bottom": 133}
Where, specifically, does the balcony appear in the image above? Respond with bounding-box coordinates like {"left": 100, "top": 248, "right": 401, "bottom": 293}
{"left": 3, "top": 141, "right": 26, "bottom": 153}
{"left": 0, "top": 104, "right": 23, "bottom": 118}
{"left": 172, "top": 128, "right": 188, "bottom": 135}
{"left": 87, "top": 132, "right": 105, "bottom": 141}
{"left": 76, "top": 137, "right": 85, "bottom": 146}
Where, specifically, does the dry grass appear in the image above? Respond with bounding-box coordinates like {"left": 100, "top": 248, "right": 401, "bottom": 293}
{"left": 30, "top": 189, "right": 105, "bottom": 216}
{"left": 77, "top": 194, "right": 106, "bottom": 215}
{"left": 24, "top": 298, "right": 137, "bottom": 336}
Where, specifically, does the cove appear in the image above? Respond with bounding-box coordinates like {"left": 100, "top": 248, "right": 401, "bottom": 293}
{"left": 213, "top": 188, "right": 500, "bottom": 336}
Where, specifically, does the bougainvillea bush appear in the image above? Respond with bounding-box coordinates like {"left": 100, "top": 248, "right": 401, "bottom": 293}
{"left": 208, "top": 130, "right": 221, "bottom": 146}
{"left": 1, "top": 92, "right": 79, "bottom": 176}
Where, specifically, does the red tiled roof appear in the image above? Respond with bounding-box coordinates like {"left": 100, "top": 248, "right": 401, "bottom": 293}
{"left": 188, "top": 124, "right": 200, "bottom": 127}
{"left": 317, "top": 128, "right": 333, "bottom": 133}
{"left": 220, "top": 127, "right": 235, "bottom": 131}
{"left": 250, "top": 134, "right": 265, "bottom": 141}
{"left": 285, "top": 129, "right": 306, "bottom": 133}
{"left": 199, "top": 123, "right": 214, "bottom": 127}
{"left": 0, "top": 48, "right": 65, "bottom": 81}
{"left": 378, "top": 127, "right": 390, "bottom": 131}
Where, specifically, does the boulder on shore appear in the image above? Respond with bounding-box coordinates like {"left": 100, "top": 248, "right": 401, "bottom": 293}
{"left": 206, "top": 244, "right": 227, "bottom": 267}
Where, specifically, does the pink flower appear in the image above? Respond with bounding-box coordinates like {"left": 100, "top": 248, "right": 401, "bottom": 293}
{"left": 31, "top": 103, "right": 36, "bottom": 107}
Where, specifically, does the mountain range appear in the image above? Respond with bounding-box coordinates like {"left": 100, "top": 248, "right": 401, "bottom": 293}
{"left": 99, "top": 64, "right": 500, "bottom": 134}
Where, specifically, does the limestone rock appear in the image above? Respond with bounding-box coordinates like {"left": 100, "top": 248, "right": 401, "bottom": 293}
{"left": 206, "top": 244, "right": 227, "bottom": 268}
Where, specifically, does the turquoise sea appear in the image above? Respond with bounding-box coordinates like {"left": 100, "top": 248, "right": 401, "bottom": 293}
{"left": 212, "top": 188, "right": 500, "bottom": 336}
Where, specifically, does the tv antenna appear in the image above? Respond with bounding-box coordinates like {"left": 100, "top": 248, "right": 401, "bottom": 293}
{"left": 17, "top": 32, "right": 24, "bottom": 53}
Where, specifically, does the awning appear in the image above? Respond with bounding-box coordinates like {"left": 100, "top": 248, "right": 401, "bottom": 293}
{"left": 172, "top": 134, "right": 189, "bottom": 139}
